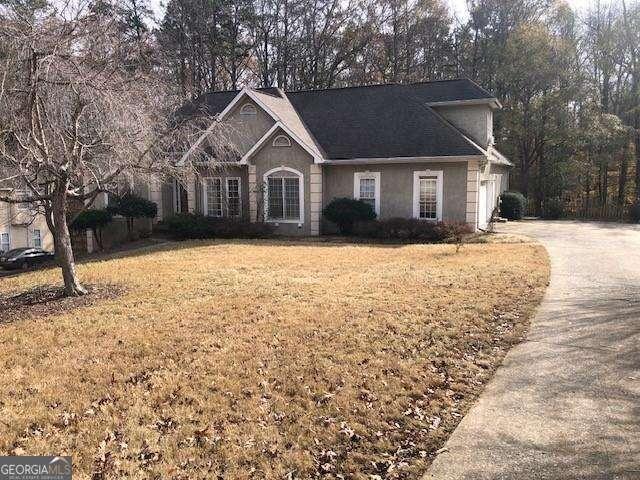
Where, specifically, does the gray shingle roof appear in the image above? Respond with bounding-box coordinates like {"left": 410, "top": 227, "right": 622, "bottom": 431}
{"left": 406, "top": 79, "right": 495, "bottom": 103}
{"left": 287, "top": 84, "right": 483, "bottom": 159}
{"left": 181, "top": 79, "right": 495, "bottom": 160}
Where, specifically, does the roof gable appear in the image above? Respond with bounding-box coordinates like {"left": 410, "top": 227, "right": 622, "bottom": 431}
{"left": 241, "top": 122, "right": 322, "bottom": 164}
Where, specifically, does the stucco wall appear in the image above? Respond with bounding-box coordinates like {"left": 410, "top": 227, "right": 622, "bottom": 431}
{"left": 322, "top": 162, "right": 469, "bottom": 226}
{"left": 434, "top": 105, "right": 492, "bottom": 148}
{"left": 222, "top": 98, "right": 275, "bottom": 155}
{"left": 250, "top": 128, "right": 314, "bottom": 236}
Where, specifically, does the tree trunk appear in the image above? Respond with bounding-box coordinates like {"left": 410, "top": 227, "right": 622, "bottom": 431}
{"left": 52, "top": 188, "right": 87, "bottom": 296}
{"left": 635, "top": 131, "right": 640, "bottom": 203}
{"left": 618, "top": 144, "right": 628, "bottom": 207}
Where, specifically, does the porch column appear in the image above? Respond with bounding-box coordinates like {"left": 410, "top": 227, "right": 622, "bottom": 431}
{"left": 466, "top": 160, "right": 480, "bottom": 230}
{"left": 309, "top": 164, "right": 322, "bottom": 236}
{"left": 248, "top": 164, "right": 258, "bottom": 222}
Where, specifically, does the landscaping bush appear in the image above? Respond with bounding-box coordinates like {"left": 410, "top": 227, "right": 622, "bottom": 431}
{"left": 159, "top": 213, "right": 211, "bottom": 239}
{"left": 500, "top": 191, "right": 527, "bottom": 220}
{"left": 108, "top": 193, "right": 157, "bottom": 240}
{"left": 323, "top": 198, "right": 376, "bottom": 234}
{"left": 159, "top": 213, "right": 274, "bottom": 240}
{"left": 543, "top": 197, "right": 565, "bottom": 219}
{"left": 353, "top": 218, "right": 472, "bottom": 242}
{"left": 70, "top": 209, "right": 113, "bottom": 251}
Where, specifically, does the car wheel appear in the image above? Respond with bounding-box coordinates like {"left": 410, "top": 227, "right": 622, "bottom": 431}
{"left": 21, "top": 262, "right": 29, "bottom": 270}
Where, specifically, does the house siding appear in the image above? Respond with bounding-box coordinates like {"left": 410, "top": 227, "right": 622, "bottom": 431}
{"left": 0, "top": 200, "right": 54, "bottom": 252}
{"left": 224, "top": 98, "right": 275, "bottom": 155}
{"left": 323, "top": 162, "right": 469, "bottom": 230}
{"left": 433, "top": 104, "right": 493, "bottom": 148}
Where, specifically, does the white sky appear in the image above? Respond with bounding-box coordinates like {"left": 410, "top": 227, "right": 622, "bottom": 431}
{"left": 148, "top": 0, "right": 599, "bottom": 25}
{"left": 447, "top": 0, "right": 595, "bottom": 21}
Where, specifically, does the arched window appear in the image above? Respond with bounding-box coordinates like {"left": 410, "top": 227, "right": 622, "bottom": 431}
{"left": 272, "top": 134, "right": 292, "bottom": 147}
{"left": 263, "top": 167, "right": 304, "bottom": 223}
{"left": 239, "top": 103, "right": 257, "bottom": 115}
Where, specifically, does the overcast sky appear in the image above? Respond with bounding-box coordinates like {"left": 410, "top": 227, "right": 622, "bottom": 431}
{"left": 148, "top": 0, "right": 597, "bottom": 25}
{"left": 447, "top": 0, "right": 594, "bottom": 20}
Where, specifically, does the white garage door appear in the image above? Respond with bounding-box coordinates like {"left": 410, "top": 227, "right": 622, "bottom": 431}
{"left": 478, "top": 182, "right": 488, "bottom": 229}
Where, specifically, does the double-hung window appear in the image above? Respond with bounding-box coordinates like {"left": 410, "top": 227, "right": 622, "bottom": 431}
{"left": 265, "top": 168, "right": 303, "bottom": 222}
{"left": 226, "top": 178, "right": 241, "bottom": 217}
{"left": 413, "top": 170, "right": 443, "bottom": 221}
{"left": 32, "top": 229, "right": 42, "bottom": 248}
{"left": 204, "top": 177, "right": 223, "bottom": 217}
{"left": 0, "top": 232, "right": 9, "bottom": 252}
{"left": 354, "top": 172, "right": 380, "bottom": 216}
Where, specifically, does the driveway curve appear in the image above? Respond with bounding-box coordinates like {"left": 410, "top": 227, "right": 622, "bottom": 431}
{"left": 425, "top": 220, "right": 640, "bottom": 480}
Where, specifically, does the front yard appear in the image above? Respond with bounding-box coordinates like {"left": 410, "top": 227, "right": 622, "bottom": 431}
{"left": 0, "top": 240, "right": 548, "bottom": 479}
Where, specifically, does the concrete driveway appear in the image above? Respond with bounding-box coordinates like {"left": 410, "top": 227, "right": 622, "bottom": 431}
{"left": 426, "top": 220, "right": 640, "bottom": 480}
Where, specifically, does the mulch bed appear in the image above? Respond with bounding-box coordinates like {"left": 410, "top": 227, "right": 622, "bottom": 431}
{"left": 0, "top": 284, "right": 123, "bottom": 324}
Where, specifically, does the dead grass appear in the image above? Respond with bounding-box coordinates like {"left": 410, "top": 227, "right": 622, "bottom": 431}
{"left": 0, "top": 240, "right": 549, "bottom": 479}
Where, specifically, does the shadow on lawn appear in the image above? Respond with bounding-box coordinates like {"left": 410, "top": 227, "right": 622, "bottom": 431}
{"left": 0, "top": 284, "right": 123, "bottom": 324}
{"left": 74, "top": 235, "right": 457, "bottom": 266}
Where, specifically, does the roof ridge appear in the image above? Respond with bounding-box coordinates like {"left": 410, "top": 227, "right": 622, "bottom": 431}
{"left": 286, "top": 83, "right": 399, "bottom": 94}
{"left": 196, "top": 78, "right": 494, "bottom": 99}
{"left": 408, "top": 78, "right": 471, "bottom": 85}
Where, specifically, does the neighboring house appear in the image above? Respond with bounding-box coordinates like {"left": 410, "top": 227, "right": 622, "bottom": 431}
{"left": 0, "top": 188, "right": 54, "bottom": 253}
{"left": 153, "top": 78, "right": 511, "bottom": 235}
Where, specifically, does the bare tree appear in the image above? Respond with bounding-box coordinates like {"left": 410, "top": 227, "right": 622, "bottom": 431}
{"left": 0, "top": 2, "right": 234, "bottom": 296}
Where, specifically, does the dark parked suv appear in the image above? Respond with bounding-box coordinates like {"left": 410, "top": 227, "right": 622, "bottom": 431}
{"left": 0, "top": 248, "right": 55, "bottom": 270}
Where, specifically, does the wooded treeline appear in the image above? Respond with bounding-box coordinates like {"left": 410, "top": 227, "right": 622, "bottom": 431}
{"left": 21, "top": 0, "right": 640, "bottom": 217}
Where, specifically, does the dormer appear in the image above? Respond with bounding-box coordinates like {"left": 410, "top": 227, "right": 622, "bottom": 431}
{"left": 427, "top": 98, "right": 501, "bottom": 149}
{"left": 405, "top": 79, "right": 501, "bottom": 150}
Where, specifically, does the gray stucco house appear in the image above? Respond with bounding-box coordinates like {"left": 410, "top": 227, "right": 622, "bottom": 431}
{"left": 149, "top": 79, "right": 511, "bottom": 240}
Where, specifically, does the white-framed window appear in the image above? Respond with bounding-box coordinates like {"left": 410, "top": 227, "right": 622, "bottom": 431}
{"left": 226, "top": 177, "right": 241, "bottom": 217}
{"left": 239, "top": 103, "right": 257, "bottom": 115}
{"left": 412, "top": 170, "right": 443, "bottom": 221}
{"left": 353, "top": 171, "right": 381, "bottom": 216}
{"left": 264, "top": 167, "right": 304, "bottom": 223}
{"left": 203, "top": 177, "right": 223, "bottom": 217}
{"left": 272, "top": 135, "right": 292, "bottom": 147}
{"left": 0, "top": 232, "right": 9, "bottom": 252}
{"left": 32, "top": 229, "right": 42, "bottom": 248}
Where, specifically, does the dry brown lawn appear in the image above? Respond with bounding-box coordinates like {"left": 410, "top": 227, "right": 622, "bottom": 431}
{"left": 0, "top": 240, "right": 549, "bottom": 479}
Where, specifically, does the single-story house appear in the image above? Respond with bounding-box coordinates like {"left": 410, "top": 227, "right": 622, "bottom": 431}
{"left": 87, "top": 79, "right": 511, "bottom": 250}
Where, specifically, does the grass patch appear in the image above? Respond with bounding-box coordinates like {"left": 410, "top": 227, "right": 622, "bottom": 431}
{"left": 0, "top": 239, "right": 549, "bottom": 479}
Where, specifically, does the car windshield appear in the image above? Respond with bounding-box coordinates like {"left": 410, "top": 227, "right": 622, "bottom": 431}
{"left": 5, "top": 248, "right": 29, "bottom": 257}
